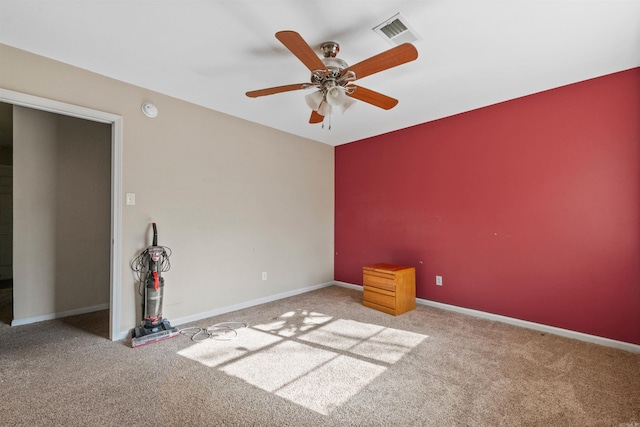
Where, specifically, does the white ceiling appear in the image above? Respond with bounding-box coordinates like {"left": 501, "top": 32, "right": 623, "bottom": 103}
{"left": 1, "top": 1, "right": 639, "bottom": 146}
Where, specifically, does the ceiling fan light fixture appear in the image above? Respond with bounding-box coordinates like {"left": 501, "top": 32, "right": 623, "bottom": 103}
{"left": 305, "top": 90, "right": 324, "bottom": 110}
{"left": 335, "top": 97, "right": 356, "bottom": 115}
{"left": 326, "top": 85, "right": 348, "bottom": 107}
{"left": 318, "top": 101, "right": 332, "bottom": 117}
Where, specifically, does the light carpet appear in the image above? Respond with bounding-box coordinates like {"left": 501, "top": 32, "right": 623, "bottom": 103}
{"left": 0, "top": 285, "right": 638, "bottom": 426}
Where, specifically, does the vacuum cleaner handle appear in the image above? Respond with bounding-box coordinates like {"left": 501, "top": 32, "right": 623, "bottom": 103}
{"left": 152, "top": 222, "right": 158, "bottom": 246}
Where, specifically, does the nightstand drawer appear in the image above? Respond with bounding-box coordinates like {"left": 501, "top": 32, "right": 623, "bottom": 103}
{"left": 363, "top": 288, "right": 396, "bottom": 309}
{"left": 363, "top": 272, "right": 396, "bottom": 292}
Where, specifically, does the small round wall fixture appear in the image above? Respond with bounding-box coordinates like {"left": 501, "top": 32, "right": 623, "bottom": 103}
{"left": 141, "top": 102, "right": 158, "bottom": 118}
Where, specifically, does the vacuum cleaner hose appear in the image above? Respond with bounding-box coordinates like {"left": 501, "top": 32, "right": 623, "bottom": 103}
{"left": 152, "top": 222, "right": 158, "bottom": 246}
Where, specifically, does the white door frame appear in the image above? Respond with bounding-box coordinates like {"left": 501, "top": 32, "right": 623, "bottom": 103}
{"left": 0, "top": 88, "right": 123, "bottom": 341}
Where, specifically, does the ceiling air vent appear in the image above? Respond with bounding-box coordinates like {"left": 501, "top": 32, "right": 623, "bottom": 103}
{"left": 373, "top": 13, "right": 422, "bottom": 46}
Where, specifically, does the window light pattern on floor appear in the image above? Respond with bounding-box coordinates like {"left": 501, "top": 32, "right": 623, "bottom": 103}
{"left": 177, "top": 310, "right": 428, "bottom": 415}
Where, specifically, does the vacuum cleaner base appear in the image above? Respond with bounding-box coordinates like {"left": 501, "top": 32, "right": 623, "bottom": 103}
{"left": 131, "top": 319, "right": 179, "bottom": 348}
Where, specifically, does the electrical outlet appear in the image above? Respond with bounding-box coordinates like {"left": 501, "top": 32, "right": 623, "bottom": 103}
{"left": 262, "top": 272, "right": 267, "bottom": 281}
{"left": 436, "top": 275, "right": 443, "bottom": 286}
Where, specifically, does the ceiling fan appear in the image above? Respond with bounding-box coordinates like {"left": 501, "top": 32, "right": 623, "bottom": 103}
{"left": 246, "top": 31, "right": 418, "bottom": 127}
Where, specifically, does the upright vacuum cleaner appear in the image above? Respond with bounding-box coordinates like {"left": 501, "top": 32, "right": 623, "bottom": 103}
{"left": 130, "top": 222, "right": 179, "bottom": 348}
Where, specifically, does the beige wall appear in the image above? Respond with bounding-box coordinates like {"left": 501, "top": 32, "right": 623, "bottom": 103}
{"left": 13, "top": 107, "right": 111, "bottom": 320}
{"left": 0, "top": 43, "right": 334, "bottom": 336}
{"left": 13, "top": 107, "right": 57, "bottom": 318}
{"left": 55, "top": 115, "right": 111, "bottom": 313}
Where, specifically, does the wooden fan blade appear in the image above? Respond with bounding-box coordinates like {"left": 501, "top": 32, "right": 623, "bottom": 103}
{"left": 343, "top": 43, "right": 418, "bottom": 80}
{"left": 246, "top": 83, "right": 307, "bottom": 98}
{"left": 309, "top": 110, "right": 324, "bottom": 124}
{"left": 347, "top": 85, "right": 398, "bottom": 110}
{"left": 276, "top": 31, "right": 326, "bottom": 72}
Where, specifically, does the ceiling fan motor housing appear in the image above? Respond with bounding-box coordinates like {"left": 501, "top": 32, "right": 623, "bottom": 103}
{"left": 321, "top": 41, "right": 339, "bottom": 58}
{"left": 311, "top": 42, "right": 355, "bottom": 96}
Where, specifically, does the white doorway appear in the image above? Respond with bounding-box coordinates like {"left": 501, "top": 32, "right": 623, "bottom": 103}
{"left": 0, "top": 165, "right": 11, "bottom": 281}
{"left": 0, "top": 89, "right": 123, "bottom": 341}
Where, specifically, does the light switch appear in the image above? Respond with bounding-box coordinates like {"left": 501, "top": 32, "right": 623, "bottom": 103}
{"left": 126, "top": 193, "right": 136, "bottom": 205}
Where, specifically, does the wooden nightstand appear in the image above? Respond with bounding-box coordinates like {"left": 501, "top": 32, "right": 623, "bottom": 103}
{"left": 362, "top": 263, "right": 416, "bottom": 315}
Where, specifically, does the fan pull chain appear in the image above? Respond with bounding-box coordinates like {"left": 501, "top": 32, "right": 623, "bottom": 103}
{"left": 322, "top": 114, "right": 332, "bottom": 130}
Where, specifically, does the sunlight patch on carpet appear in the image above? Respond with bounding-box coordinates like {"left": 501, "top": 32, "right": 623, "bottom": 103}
{"left": 299, "top": 318, "right": 427, "bottom": 364}
{"left": 177, "top": 310, "right": 428, "bottom": 415}
{"left": 276, "top": 353, "right": 386, "bottom": 415}
{"left": 221, "top": 340, "right": 337, "bottom": 392}
{"left": 177, "top": 327, "right": 282, "bottom": 368}
{"left": 253, "top": 310, "right": 333, "bottom": 337}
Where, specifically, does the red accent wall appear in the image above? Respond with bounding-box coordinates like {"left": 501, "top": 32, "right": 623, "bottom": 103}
{"left": 335, "top": 68, "right": 640, "bottom": 345}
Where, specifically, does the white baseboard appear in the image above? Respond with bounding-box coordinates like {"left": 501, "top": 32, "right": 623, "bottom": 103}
{"left": 11, "top": 303, "right": 110, "bottom": 327}
{"left": 333, "top": 281, "right": 640, "bottom": 353}
{"left": 116, "top": 281, "right": 336, "bottom": 340}
{"left": 333, "top": 281, "right": 362, "bottom": 291}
